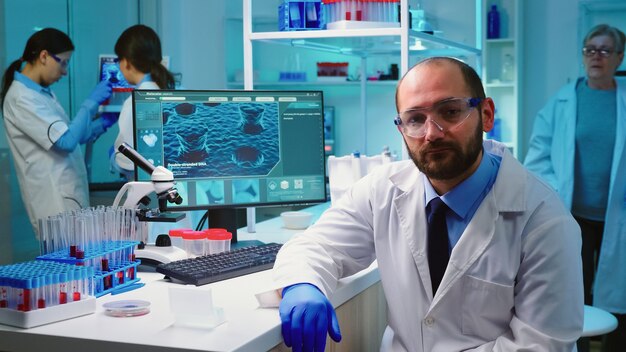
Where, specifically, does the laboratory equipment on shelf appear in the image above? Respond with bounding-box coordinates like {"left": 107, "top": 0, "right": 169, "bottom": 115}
{"left": 327, "top": 147, "right": 395, "bottom": 205}
{"left": 487, "top": 4, "right": 500, "bottom": 39}
{"left": 112, "top": 143, "right": 188, "bottom": 265}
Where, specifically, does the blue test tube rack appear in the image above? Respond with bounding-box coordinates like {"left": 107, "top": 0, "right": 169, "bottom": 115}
{"left": 37, "top": 240, "right": 140, "bottom": 298}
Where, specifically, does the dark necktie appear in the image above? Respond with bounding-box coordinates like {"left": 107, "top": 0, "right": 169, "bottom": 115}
{"left": 427, "top": 197, "right": 450, "bottom": 295}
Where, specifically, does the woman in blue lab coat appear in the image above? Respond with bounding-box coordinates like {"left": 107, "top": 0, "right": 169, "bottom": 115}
{"left": 524, "top": 24, "right": 626, "bottom": 351}
{"left": 111, "top": 24, "right": 176, "bottom": 180}
{"left": 0, "top": 28, "right": 113, "bottom": 237}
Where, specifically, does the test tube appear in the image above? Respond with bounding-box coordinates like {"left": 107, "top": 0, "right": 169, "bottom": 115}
{"left": 17, "top": 279, "right": 32, "bottom": 312}
{"left": 38, "top": 218, "right": 48, "bottom": 255}
{"left": 58, "top": 273, "right": 68, "bottom": 304}
{"left": 35, "top": 277, "right": 45, "bottom": 309}
{"left": 0, "top": 277, "right": 8, "bottom": 308}
{"left": 71, "top": 270, "right": 81, "bottom": 302}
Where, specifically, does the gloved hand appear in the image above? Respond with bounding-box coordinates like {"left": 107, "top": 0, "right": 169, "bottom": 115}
{"left": 100, "top": 112, "right": 119, "bottom": 129}
{"left": 88, "top": 80, "right": 113, "bottom": 105}
{"left": 279, "top": 283, "right": 341, "bottom": 352}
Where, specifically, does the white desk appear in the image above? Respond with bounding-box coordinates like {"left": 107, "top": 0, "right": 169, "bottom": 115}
{"left": 0, "top": 204, "right": 383, "bottom": 352}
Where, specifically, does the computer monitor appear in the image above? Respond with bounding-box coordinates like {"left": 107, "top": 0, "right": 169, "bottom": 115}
{"left": 98, "top": 54, "right": 134, "bottom": 108}
{"left": 132, "top": 89, "right": 327, "bottom": 242}
{"left": 98, "top": 54, "right": 172, "bottom": 108}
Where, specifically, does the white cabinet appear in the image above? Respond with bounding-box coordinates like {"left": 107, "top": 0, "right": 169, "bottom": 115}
{"left": 240, "top": 0, "right": 483, "bottom": 156}
{"left": 482, "top": 0, "right": 522, "bottom": 158}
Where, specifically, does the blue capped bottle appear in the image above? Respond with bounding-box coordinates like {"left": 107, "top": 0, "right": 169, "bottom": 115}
{"left": 487, "top": 4, "right": 500, "bottom": 39}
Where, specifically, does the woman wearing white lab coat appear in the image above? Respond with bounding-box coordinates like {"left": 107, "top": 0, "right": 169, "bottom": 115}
{"left": 273, "top": 141, "right": 583, "bottom": 351}
{"left": 524, "top": 24, "right": 626, "bottom": 350}
{"left": 110, "top": 24, "right": 175, "bottom": 179}
{"left": 0, "top": 28, "right": 113, "bottom": 236}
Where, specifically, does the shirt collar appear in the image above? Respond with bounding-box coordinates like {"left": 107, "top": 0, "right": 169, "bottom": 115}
{"left": 14, "top": 71, "right": 53, "bottom": 97}
{"left": 424, "top": 148, "right": 498, "bottom": 219}
{"left": 139, "top": 73, "right": 152, "bottom": 85}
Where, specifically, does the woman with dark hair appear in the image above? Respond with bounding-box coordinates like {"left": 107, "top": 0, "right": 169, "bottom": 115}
{"left": 0, "top": 27, "right": 113, "bottom": 238}
{"left": 111, "top": 24, "right": 176, "bottom": 179}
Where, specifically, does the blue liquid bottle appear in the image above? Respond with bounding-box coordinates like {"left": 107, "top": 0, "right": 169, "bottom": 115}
{"left": 487, "top": 4, "right": 500, "bottom": 39}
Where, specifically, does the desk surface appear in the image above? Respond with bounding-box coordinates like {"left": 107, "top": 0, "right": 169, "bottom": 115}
{"left": 0, "top": 203, "right": 381, "bottom": 352}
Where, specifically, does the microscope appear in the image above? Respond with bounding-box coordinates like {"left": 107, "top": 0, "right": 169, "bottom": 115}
{"left": 113, "top": 143, "right": 188, "bottom": 267}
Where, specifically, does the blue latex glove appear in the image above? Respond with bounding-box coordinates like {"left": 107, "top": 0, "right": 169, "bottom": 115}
{"left": 88, "top": 80, "right": 113, "bottom": 105}
{"left": 279, "top": 283, "right": 341, "bottom": 352}
{"left": 100, "top": 112, "right": 119, "bottom": 129}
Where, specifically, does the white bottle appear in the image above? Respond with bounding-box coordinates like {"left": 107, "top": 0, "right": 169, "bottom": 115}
{"left": 501, "top": 54, "right": 514, "bottom": 82}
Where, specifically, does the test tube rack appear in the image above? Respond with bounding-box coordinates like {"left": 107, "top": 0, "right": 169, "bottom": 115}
{"left": 0, "top": 261, "right": 96, "bottom": 328}
{"left": 37, "top": 240, "right": 140, "bottom": 298}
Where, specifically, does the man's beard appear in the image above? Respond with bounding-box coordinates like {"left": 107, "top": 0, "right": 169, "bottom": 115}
{"left": 407, "top": 120, "right": 483, "bottom": 180}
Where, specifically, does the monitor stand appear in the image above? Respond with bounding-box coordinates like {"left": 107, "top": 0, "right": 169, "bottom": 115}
{"left": 207, "top": 209, "right": 265, "bottom": 249}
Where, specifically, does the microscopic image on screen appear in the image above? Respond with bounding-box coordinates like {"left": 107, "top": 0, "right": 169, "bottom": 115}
{"left": 162, "top": 102, "right": 280, "bottom": 179}
{"left": 101, "top": 61, "right": 133, "bottom": 89}
{"left": 196, "top": 180, "right": 225, "bottom": 205}
{"left": 232, "top": 179, "right": 260, "bottom": 204}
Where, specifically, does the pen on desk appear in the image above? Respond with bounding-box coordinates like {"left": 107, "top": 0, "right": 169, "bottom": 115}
{"left": 111, "top": 283, "right": 145, "bottom": 296}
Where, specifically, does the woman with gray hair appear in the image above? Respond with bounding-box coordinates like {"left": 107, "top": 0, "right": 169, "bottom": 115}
{"left": 525, "top": 23, "right": 626, "bottom": 351}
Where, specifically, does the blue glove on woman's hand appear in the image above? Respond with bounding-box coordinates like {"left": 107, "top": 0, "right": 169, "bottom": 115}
{"left": 100, "top": 112, "right": 119, "bottom": 129}
{"left": 279, "top": 283, "right": 342, "bottom": 352}
{"left": 88, "top": 80, "right": 113, "bottom": 105}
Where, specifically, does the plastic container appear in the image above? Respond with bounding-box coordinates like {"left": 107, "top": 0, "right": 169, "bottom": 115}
{"left": 317, "top": 62, "right": 349, "bottom": 79}
{"left": 487, "top": 4, "right": 500, "bottom": 39}
{"left": 169, "top": 228, "right": 192, "bottom": 249}
{"left": 278, "top": 0, "right": 324, "bottom": 31}
{"left": 281, "top": 211, "right": 313, "bottom": 229}
{"left": 181, "top": 231, "right": 206, "bottom": 258}
{"left": 204, "top": 229, "right": 232, "bottom": 255}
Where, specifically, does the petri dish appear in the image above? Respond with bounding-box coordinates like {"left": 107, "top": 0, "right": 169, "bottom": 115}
{"left": 103, "top": 299, "right": 151, "bottom": 317}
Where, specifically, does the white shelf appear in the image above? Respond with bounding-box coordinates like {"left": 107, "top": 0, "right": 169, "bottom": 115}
{"left": 226, "top": 80, "right": 398, "bottom": 88}
{"left": 482, "top": 0, "right": 522, "bottom": 159}
{"left": 249, "top": 28, "right": 481, "bottom": 57}
{"left": 486, "top": 38, "right": 515, "bottom": 44}
{"left": 242, "top": 0, "right": 483, "bottom": 156}
{"left": 485, "top": 82, "right": 515, "bottom": 88}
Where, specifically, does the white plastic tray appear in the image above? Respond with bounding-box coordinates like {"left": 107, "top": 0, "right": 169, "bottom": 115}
{"left": 0, "top": 296, "right": 96, "bottom": 329}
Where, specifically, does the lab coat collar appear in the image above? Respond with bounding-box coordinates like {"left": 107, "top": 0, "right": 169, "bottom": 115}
{"left": 14, "top": 71, "right": 53, "bottom": 97}
{"left": 390, "top": 140, "right": 527, "bottom": 305}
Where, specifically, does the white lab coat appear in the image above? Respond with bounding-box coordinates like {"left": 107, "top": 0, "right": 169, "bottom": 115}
{"left": 273, "top": 141, "right": 583, "bottom": 351}
{"left": 2, "top": 80, "right": 90, "bottom": 235}
{"left": 524, "top": 77, "right": 626, "bottom": 313}
{"left": 113, "top": 80, "right": 159, "bottom": 171}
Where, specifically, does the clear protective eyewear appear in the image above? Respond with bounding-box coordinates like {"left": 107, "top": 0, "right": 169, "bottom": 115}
{"left": 50, "top": 53, "right": 70, "bottom": 69}
{"left": 582, "top": 47, "right": 614, "bottom": 58}
{"left": 394, "top": 97, "right": 482, "bottom": 138}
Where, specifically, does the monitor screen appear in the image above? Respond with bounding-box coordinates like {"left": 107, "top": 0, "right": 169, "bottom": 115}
{"left": 98, "top": 55, "right": 134, "bottom": 91}
{"left": 132, "top": 89, "right": 327, "bottom": 239}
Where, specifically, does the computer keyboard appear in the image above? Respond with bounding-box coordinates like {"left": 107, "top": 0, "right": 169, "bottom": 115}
{"left": 156, "top": 242, "right": 282, "bottom": 286}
